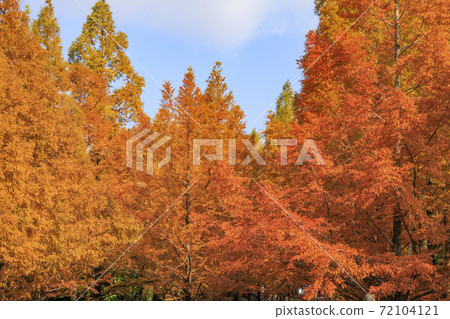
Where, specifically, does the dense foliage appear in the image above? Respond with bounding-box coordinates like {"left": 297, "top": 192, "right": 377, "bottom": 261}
{"left": 0, "top": 0, "right": 448, "bottom": 300}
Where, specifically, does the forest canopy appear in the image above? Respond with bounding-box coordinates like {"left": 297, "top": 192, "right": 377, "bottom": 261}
{"left": 0, "top": 0, "right": 448, "bottom": 301}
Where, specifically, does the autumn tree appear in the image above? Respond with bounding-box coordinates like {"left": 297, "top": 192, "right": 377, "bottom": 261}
{"left": 95, "top": 65, "right": 248, "bottom": 300}
{"left": 68, "top": 0, "right": 145, "bottom": 126}
{"left": 143, "top": 66, "right": 245, "bottom": 300}
{"left": 0, "top": 0, "right": 137, "bottom": 300}
{"left": 32, "top": 0, "right": 70, "bottom": 90}
{"left": 287, "top": 0, "right": 449, "bottom": 300}
{"left": 204, "top": 62, "right": 246, "bottom": 138}
{"left": 216, "top": 0, "right": 448, "bottom": 301}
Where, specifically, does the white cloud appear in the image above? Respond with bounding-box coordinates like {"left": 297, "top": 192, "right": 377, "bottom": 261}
{"left": 111, "top": 0, "right": 276, "bottom": 47}
{"left": 46, "top": 0, "right": 314, "bottom": 48}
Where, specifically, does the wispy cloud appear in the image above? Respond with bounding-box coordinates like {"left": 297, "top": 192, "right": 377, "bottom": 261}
{"left": 112, "top": 0, "right": 276, "bottom": 47}
{"left": 41, "top": 0, "right": 314, "bottom": 48}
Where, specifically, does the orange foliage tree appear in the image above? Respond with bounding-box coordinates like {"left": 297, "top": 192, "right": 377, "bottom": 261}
{"left": 212, "top": 0, "right": 449, "bottom": 301}
{"left": 243, "top": 0, "right": 449, "bottom": 300}
{"left": 0, "top": 0, "right": 137, "bottom": 300}
{"left": 92, "top": 64, "right": 247, "bottom": 300}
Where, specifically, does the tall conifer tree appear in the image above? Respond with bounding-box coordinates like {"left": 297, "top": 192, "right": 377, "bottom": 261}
{"left": 69, "top": 0, "right": 144, "bottom": 126}
{"left": 32, "top": 0, "right": 69, "bottom": 90}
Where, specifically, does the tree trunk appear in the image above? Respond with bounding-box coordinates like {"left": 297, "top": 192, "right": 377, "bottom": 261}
{"left": 392, "top": 0, "right": 403, "bottom": 256}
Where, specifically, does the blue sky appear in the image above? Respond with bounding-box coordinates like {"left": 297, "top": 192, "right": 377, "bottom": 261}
{"left": 26, "top": 0, "right": 318, "bottom": 132}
